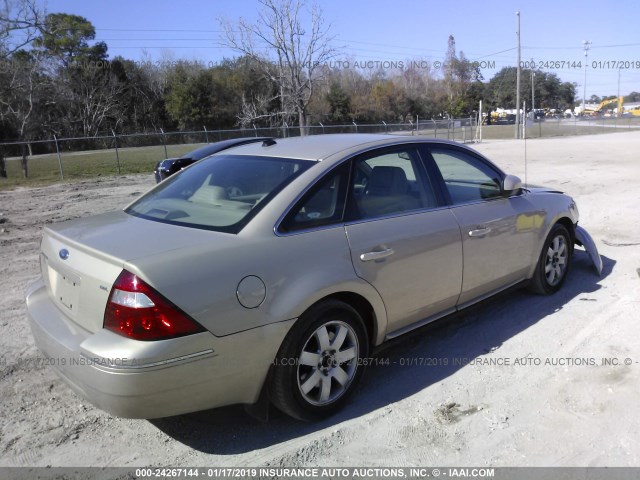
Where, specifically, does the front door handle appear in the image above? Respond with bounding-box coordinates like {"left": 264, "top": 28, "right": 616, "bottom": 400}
{"left": 360, "top": 248, "right": 395, "bottom": 262}
{"left": 468, "top": 227, "right": 491, "bottom": 237}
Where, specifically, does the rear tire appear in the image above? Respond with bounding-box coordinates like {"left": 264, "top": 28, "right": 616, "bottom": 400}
{"left": 271, "top": 300, "right": 368, "bottom": 421}
{"left": 529, "top": 223, "right": 572, "bottom": 295}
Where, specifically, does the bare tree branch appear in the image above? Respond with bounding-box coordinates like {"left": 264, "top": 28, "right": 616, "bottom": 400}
{"left": 237, "top": 92, "right": 285, "bottom": 127}
{"left": 219, "top": 0, "right": 337, "bottom": 135}
{"left": 0, "top": 0, "right": 45, "bottom": 59}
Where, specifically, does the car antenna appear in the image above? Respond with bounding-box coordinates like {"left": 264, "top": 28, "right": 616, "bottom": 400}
{"left": 262, "top": 139, "right": 277, "bottom": 147}
{"left": 523, "top": 101, "right": 528, "bottom": 188}
{"left": 524, "top": 123, "right": 528, "bottom": 188}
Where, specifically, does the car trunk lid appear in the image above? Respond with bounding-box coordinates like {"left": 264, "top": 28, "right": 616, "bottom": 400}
{"left": 40, "top": 210, "right": 231, "bottom": 333}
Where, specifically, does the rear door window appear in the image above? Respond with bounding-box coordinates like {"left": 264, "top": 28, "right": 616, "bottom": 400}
{"left": 347, "top": 147, "right": 437, "bottom": 220}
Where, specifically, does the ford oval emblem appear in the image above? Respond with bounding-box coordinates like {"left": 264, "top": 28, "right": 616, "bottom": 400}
{"left": 59, "top": 249, "right": 70, "bottom": 260}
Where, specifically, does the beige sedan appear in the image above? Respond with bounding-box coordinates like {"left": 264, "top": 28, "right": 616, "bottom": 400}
{"left": 26, "top": 134, "right": 601, "bottom": 421}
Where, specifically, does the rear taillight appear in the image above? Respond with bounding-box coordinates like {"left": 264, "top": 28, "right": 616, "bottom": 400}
{"left": 104, "top": 270, "right": 206, "bottom": 341}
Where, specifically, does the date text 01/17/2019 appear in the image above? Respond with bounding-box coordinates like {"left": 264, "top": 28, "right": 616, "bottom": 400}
{"left": 521, "top": 59, "right": 640, "bottom": 70}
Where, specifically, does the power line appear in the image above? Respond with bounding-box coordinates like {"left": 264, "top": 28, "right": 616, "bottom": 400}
{"left": 96, "top": 38, "right": 223, "bottom": 41}
{"left": 525, "top": 42, "right": 640, "bottom": 50}
{"left": 93, "top": 28, "right": 518, "bottom": 58}
{"left": 98, "top": 28, "right": 228, "bottom": 33}
{"left": 475, "top": 47, "right": 517, "bottom": 59}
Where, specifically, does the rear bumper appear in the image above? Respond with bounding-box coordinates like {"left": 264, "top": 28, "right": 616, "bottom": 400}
{"left": 26, "top": 279, "right": 294, "bottom": 418}
{"left": 153, "top": 161, "right": 171, "bottom": 183}
{"left": 153, "top": 162, "right": 171, "bottom": 183}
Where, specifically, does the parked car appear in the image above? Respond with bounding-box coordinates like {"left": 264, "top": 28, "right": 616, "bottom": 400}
{"left": 27, "top": 134, "right": 601, "bottom": 421}
{"left": 153, "top": 137, "right": 272, "bottom": 183}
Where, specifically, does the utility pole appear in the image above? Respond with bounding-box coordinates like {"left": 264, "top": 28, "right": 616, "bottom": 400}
{"left": 582, "top": 40, "right": 591, "bottom": 116}
{"left": 531, "top": 69, "right": 535, "bottom": 115}
{"left": 515, "top": 11, "right": 521, "bottom": 139}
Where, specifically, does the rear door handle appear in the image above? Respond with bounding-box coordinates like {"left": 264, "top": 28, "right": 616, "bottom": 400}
{"left": 360, "top": 248, "right": 395, "bottom": 262}
{"left": 468, "top": 227, "right": 491, "bottom": 237}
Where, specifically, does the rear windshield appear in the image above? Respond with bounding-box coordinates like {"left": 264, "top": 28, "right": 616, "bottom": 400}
{"left": 126, "top": 155, "right": 314, "bottom": 233}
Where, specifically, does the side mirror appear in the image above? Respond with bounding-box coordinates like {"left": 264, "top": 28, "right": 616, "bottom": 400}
{"left": 502, "top": 174, "right": 523, "bottom": 195}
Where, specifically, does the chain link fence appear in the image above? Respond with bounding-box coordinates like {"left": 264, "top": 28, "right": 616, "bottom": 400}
{"left": 519, "top": 115, "right": 640, "bottom": 139}
{"left": 0, "top": 119, "right": 479, "bottom": 184}
{"left": 1, "top": 115, "right": 638, "bottom": 185}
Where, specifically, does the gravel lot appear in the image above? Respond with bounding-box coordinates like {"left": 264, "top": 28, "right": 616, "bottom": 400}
{"left": 0, "top": 131, "right": 639, "bottom": 468}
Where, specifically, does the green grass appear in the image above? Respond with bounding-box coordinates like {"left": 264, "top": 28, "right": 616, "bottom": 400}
{"left": 0, "top": 143, "right": 203, "bottom": 189}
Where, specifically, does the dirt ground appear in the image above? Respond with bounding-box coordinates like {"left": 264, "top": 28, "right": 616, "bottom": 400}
{"left": 0, "top": 131, "right": 639, "bottom": 468}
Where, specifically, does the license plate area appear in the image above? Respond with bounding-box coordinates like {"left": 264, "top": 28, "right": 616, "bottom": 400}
{"left": 48, "top": 263, "right": 81, "bottom": 317}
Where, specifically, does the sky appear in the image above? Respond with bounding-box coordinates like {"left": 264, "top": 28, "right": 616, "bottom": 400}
{"left": 41, "top": 0, "right": 640, "bottom": 97}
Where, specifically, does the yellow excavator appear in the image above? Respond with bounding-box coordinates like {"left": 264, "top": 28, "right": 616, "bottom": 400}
{"left": 588, "top": 97, "right": 624, "bottom": 117}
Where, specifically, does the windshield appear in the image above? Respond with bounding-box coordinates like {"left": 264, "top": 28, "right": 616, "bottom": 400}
{"left": 127, "top": 155, "right": 314, "bottom": 233}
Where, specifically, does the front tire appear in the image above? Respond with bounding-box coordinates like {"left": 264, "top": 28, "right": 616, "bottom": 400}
{"left": 529, "top": 223, "right": 572, "bottom": 295}
{"left": 271, "top": 300, "right": 368, "bottom": 421}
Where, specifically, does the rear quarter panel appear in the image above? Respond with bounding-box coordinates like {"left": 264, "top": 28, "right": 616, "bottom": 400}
{"left": 127, "top": 225, "right": 388, "bottom": 341}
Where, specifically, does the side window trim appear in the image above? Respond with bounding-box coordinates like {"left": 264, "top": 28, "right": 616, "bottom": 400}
{"left": 417, "top": 145, "right": 451, "bottom": 207}
{"left": 277, "top": 142, "right": 488, "bottom": 235}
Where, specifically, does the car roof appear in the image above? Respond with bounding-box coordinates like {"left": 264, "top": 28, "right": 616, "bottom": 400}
{"left": 221, "top": 133, "right": 458, "bottom": 161}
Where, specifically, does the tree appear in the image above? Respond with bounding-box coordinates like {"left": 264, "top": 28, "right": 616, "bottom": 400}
{"left": 325, "top": 82, "right": 350, "bottom": 123}
{"left": 33, "top": 13, "right": 123, "bottom": 138}
{"left": 371, "top": 80, "right": 406, "bottom": 121}
{"left": 390, "top": 60, "right": 438, "bottom": 120}
{"left": 33, "top": 13, "right": 106, "bottom": 67}
{"left": 164, "top": 62, "right": 206, "bottom": 131}
{"left": 0, "top": 49, "right": 50, "bottom": 176}
{"left": 335, "top": 64, "right": 375, "bottom": 122}
{"left": 163, "top": 58, "right": 275, "bottom": 131}
{"left": 220, "top": 0, "right": 337, "bottom": 135}
{"left": 486, "top": 67, "right": 575, "bottom": 111}
{"left": 625, "top": 92, "right": 640, "bottom": 103}
{"left": 443, "top": 35, "right": 457, "bottom": 108}
{"left": 0, "top": 0, "right": 43, "bottom": 59}
{"left": 466, "top": 81, "right": 487, "bottom": 114}
{"left": 0, "top": 0, "right": 45, "bottom": 177}
{"left": 109, "top": 57, "right": 169, "bottom": 133}
{"left": 223, "top": 56, "right": 281, "bottom": 128}
{"left": 442, "top": 36, "right": 481, "bottom": 117}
